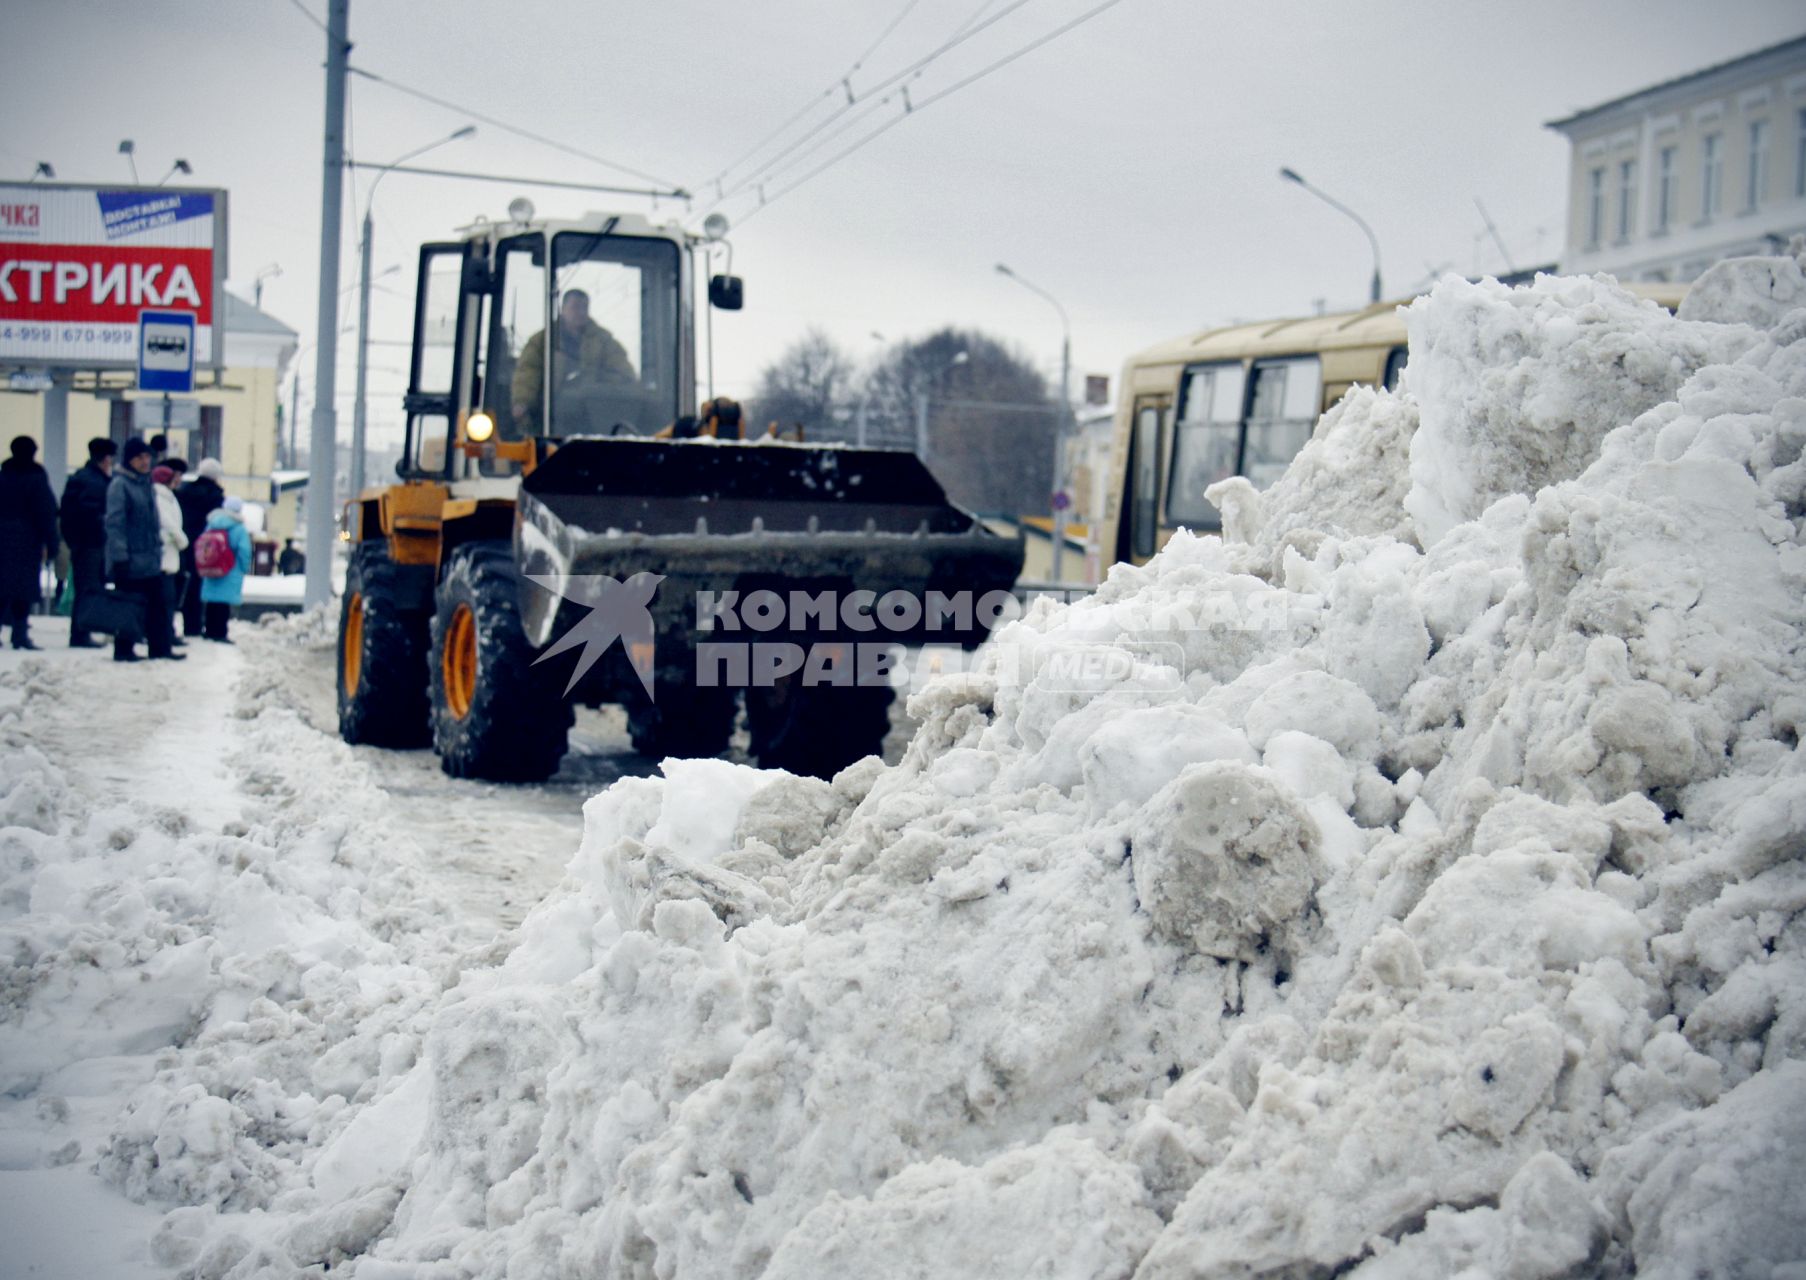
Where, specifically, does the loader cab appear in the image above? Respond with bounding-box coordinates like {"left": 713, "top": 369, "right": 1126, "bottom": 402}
{"left": 399, "top": 214, "right": 701, "bottom": 482}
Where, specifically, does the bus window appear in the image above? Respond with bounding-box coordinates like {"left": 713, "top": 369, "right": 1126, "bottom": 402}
{"left": 1130, "top": 401, "right": 1165, "bottom": 559}
{"left": 1383, "top": 345, "right": 1408, "bottom": 391}
{"left": 1165, "top": 361, "right": 1244, "bottom": 528}
{"left": 1243, "top": 356, "right": 1320, "bottom": 488}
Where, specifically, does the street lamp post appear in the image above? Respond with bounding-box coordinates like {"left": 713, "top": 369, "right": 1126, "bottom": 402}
{"left": 351, "top": 125, "right": 475, "bottom": 498}
{"left": 1280, "top": 167, "right": 1382, "bottom": 304}
{"left": 996, "top": 263, "right": 1072, "bottom": 581}
{"left": 914, "top": 349, "right": 968, "bottom": 462}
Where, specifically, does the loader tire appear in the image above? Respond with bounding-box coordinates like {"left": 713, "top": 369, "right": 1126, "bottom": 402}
{"left": 626, "top": 682, "right": 737, "bottom": 761}
{"left": 749, "top": 681, "right": 894, "bottom": 779}
{"left": 430, "top": 541, "right": 572, "bottom": 782}
{"left": 338, "top": 541, "right": 432, "bottom": 748}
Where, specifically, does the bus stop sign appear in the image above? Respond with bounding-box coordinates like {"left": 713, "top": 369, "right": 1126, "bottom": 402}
{"left": 138, "top": 309, "right": 195, "bottom": 393}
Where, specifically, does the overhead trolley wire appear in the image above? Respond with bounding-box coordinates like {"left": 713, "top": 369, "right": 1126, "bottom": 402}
{"left": 696, "top": 0, "right": 1038, "bottom": 212}
{"left": 698, "top": 0, "right": 931, "bottom": 197}
{"left": 347, "top": 65, "right": 688, "bottom": 196}
{"left": 734, "top": 0, "right": 1127, "bottom": 226}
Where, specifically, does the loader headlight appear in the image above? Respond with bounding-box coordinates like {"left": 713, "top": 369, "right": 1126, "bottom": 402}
{"left": 466, "top": 411, "right": 496, "bottom": 443}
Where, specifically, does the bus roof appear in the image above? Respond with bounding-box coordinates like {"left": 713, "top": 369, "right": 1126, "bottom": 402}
{"left": 1129, "top": 278, "right": 1689, "bottom": 372}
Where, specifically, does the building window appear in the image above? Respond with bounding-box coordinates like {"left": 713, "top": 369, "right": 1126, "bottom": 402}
{"left": 1586, "top": 166, "right": 1605, "bottom": 246}
{"left": 1617, "top": 159, "right": 1636, "bottom": 240}
{"left": 1701, "top": 133, "right": 1723, "bottom": 220}
{"left": 1747, "top": 118, "right": 1769, "bottom": 210}
{"left": 1656, "top": 145, "right": 1677, "bottom": 232}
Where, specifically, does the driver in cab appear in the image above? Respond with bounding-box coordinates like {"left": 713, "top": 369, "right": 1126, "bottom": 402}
{"left": 510, "top": 289, "right": 636, "bottom": 434}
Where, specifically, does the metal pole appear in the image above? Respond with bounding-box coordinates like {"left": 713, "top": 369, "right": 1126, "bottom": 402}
{"left": 1279, "top": 167, "right": 1383, "bottom": 304}
{"left": 855, "top": 397, "right": 868, "bottom": 448}
{"left": 351, "top": 209, "right": 373, "bottom": 499}
{"left": 42, "top": 372, "right": 69, "bottom": 496}
{"left": 288, "top": 362, "right": 300, "bottom": 470}
{"left": 995, "top": 264, "right": 1072, "bottom": 580}
{"left": 304, "top": 0, "right": 349, "bottom": 610}
{"left": 1052, "top": 331, "right": 1070, "bottom": 581}
{"left": 914, "top": 392, "right": 929, "bottom": 462}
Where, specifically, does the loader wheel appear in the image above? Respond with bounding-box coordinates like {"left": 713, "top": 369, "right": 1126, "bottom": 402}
{"left": 626, "top": 682, "right": 737, "bottom": 761}
{"left": 748, "top": 681, "right": 894, "bottom": 779}
{"left": 338, "top": 542, "right": 432, "bottom": 747}
{"left": 429, "top": 540, "right": 572, "bottom": 782}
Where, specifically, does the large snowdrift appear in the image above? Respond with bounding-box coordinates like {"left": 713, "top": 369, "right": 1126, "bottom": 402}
{"left": 4, "top": 257, "right": 1805, "bottom": 1278}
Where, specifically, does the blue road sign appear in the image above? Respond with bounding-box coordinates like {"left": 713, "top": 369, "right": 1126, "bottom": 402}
{"left": 138, "top": 310, "right": 196, "bottom": 394}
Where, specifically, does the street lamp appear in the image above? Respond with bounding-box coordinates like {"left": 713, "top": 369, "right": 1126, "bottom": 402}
{"left": 914, "top": 349, "right": 968, "bottom": 462}
{"left": 118, "top": 139, "right": 138, "bottom": 184}
{"left": 254, "top": 263, "right": 283, "bottom": 310}
{"left": 996, "top": 262, "right": 1073, "bottom": 580}
{"left": 1279, "top": 167, "right": 1382, "bottom": 304}
{"left": 157, "top": 159, "right": 193, "bottom": 186}
{"left": 351, "top": 124, "right": 476, "bottom": 497}
{"left": 29, "top": 162, "right": 55, "bottom": 182}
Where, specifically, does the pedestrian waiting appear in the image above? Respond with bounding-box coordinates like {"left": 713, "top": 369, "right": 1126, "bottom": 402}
{"left": 106, "top": 438, "right": 182, "bottom": 662}
{"left": 0, "top": 436, "right": 58, "bottom": 651}
{"left": 196, "top": 496, "right": 253, "bottom": 644}
{"left": 177, "top": 457, "right": 226, "bottom": 640}
{"left": 151, "top": 465, "right": 190, "bottom": 648}
{"left": 59, "top": 437, "right": 115, "bottom": 649}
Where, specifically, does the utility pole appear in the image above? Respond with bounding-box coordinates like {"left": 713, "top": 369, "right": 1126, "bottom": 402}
{"left": 288, "top": 361, "right": 301, "bottom": 470}
{"left": 352, "top": 214, "right": 373, "bottom": 498}
{"left": 304, "top": 0, "right": 349, "bottom": 610}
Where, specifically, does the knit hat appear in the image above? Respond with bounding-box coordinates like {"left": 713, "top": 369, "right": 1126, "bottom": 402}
{"left": 197, "top": 457, "right": 224, "bottom": 481}
{"left": 122, "top": 437, "right": 153, "bottom": 464}
{"left": 151, "top": 465, "right": 175, "bottom": 486}
{"left": 224, "top": 495, "right": 244, "bottom": 513}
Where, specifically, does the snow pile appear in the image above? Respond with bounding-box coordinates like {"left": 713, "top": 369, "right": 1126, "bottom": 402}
{"left": 337, "top": 261, "right": 1803, "bottom": 1277}
{"left": 6, "top": 258, "right": 1804, "bottom": 1278}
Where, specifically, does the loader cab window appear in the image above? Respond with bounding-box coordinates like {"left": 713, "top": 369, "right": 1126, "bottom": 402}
{"left": 488, "top": 234, "right": 548, "bottom": 442}
{"left": 1166, "top": 361, "right": 1244, "bottom": 528}
{"left": 402, "top": 242, "right": 476, "bottom": 479}
{"left": 541, "top": 231, "right": 681, "bottom": 437}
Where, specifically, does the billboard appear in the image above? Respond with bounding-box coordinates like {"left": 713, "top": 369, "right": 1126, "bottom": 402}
{"left": 0, "top": 183, "right": 227, "bottom": 372}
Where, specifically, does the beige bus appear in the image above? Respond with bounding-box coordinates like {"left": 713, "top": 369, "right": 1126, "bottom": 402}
{"left": 1100, "top": 282, "right": 1686, "bottom": 565}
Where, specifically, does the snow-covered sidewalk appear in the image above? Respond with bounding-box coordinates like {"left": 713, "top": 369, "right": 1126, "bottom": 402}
{"left": 0, "top": 616, "right": 514, "bottom": 1276}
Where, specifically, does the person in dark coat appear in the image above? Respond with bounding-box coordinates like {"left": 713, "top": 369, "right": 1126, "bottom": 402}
{"left": 176, "top": 457, "right": 226, "bottom": 638}
{"left": 106, "top": 437, "right": 181, "bottom": 662}
{"left": 0, "top": 436, "right": 59, "bottom": 650}
{"left": 59, "top": 437, "right": 115, "bottom": 648}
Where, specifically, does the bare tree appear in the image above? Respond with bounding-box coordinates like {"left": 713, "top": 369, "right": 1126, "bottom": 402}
{"left": 865, "top": 328, "right": 1055, "bottom": 515}
{"left": 748, "top": 329, "right": 855, "bottom": 442}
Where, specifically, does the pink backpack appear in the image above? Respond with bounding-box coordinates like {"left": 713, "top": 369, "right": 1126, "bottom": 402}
{"left": 194, "top": 527, "right": 236, "bottom": 578}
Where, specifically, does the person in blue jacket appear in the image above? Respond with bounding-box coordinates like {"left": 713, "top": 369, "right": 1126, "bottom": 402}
{"left": 198, "top": 496, "right": 254, "bottom": 643}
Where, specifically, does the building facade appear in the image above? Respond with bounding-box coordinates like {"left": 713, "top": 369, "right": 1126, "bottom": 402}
{"left": 0, "top": 291, "right": 300, "bottom": 536}
{"left": 1549, "top": 35, "right": 1806, "bottom": 283}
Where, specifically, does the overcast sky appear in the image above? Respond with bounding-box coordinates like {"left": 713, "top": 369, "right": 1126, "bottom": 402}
{"left": 6, "top": 0, "right": 1804, "bottom": 448}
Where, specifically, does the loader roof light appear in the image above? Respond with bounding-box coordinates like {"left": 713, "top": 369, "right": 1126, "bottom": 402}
{"left": 465, "top": 411, "right": 496, "bottom": 443}
{"left": 508, "top": 196, "right": 536, "bottom": 225}
{"left": 702, "top": 212, "right": 730, "bottom": 242}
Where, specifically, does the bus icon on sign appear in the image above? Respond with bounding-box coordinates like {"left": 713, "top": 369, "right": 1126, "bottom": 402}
{"left": 138, "top": 310, "right": 196, "bottom": 393}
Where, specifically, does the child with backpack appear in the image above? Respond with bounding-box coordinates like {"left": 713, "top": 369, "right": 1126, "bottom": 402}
{"left": 195, "top": 496, "right": 253, "bottom": 643}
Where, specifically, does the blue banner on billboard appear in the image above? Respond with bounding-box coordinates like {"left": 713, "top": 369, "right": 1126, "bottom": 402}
{"left": 96, "top": 191, "right": 214, "bottom": 241}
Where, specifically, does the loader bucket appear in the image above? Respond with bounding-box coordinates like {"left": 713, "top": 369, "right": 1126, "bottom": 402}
{"left": 521, "top": 436, "right": 976, "bottom": 537}
{"left": 513, "top": 436, "right": 1024, "bottom": 654}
